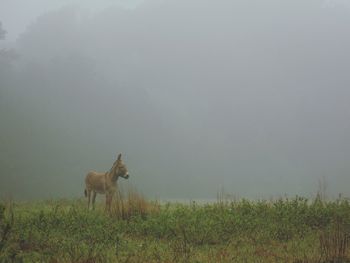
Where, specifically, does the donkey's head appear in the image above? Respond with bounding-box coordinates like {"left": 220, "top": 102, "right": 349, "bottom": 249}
{"left": 111, "top": 153, "right": 129, "bottom": 181}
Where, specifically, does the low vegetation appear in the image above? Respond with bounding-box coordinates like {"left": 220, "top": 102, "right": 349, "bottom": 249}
{"left": 0, "top": 191, "right": 349, "bottom": 262}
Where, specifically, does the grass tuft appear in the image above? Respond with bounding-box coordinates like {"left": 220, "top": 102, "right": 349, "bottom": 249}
{"left": 110, "top": 186, "right": 160, "bottom": 220}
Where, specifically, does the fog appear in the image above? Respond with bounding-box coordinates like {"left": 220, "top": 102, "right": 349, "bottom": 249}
{"left": 1, "top": 0, "right": 349, "bottom": 200}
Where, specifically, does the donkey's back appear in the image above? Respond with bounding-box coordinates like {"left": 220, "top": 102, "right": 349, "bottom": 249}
{"left": 85, "top": 171, "right": 108, "bottom": 194}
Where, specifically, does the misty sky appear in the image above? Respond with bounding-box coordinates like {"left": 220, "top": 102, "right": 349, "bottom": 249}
{"left": 1, "top": 0, "right": 350, "bottom": 200}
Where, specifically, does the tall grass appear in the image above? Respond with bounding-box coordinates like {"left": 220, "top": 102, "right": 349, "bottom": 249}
{"left": 319, "top": 214, "right": 350, "bottom": 262}
{"left": 0, "top": 190, "right": 349, "bottom": 262}
{"left": 110, "top": 186, "right": 160, "bottom": 220}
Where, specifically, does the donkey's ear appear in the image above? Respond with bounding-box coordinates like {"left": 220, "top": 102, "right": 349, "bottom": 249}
{"left": 117, "top": 153, "right": 122, "bottom": 161}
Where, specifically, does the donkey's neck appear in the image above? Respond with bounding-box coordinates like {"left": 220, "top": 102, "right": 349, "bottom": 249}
{"left": 105, "top": 171, "right": 118, "bottom": 183}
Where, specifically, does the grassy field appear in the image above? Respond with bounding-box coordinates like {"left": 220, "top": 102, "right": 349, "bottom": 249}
{"left": 0, "top": 191, "right": 349, "bottom": 263}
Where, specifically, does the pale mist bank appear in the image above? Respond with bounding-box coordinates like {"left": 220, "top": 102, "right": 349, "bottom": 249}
{"left": 0, "top": 0, "right": 349, "bottom": 200}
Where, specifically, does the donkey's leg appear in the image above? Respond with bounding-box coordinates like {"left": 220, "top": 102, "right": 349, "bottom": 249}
{"left": 92, "top": 191, "right": 97, "bottom": 210}
{"left": 87, "top": 190, "right": 92, "bottom": 210}
{"left": 108, "top": 195, "right": 113, "bottom": 213}
{"left": 105, "top": 194, "right": 109, "bottom": 212}
{"left": 105, "top": 194, "right": 113, "bottom": 213}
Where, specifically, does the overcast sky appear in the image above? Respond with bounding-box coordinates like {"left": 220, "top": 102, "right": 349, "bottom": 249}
{"left": 1, "top": 0, "right": 350, "bottom": 200}
{"left": 1, "top": 0, "right": 350, "bottom": 41}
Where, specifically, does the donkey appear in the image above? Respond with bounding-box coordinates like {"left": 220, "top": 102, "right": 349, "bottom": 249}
{"left": 84, "top": 153, "right": 129, "bottom": 211}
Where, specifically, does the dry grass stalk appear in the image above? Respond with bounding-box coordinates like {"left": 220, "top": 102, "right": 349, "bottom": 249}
{"left": 319, "top": 218, "right": 349, "bottom": 262}
{"left": 111, "top": 187, "right": 159, "bottom": 220}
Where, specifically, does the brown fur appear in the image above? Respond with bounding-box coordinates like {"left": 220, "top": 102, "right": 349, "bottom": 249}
{"left": 84, "top": 153, "right": 129, "bottom": 211}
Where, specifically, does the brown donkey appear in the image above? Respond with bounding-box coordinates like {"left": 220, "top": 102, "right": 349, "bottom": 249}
{"left": 84, "top": 154, "right": 129, "bottom": 211}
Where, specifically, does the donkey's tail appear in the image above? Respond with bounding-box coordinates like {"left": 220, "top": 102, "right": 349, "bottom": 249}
{"left": 84, "top": 189, "right": 87, "bottom": 197}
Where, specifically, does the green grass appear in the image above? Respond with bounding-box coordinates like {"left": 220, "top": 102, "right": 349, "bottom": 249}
{"left": 0, "top": 195, "right": 350, "bottom": 262}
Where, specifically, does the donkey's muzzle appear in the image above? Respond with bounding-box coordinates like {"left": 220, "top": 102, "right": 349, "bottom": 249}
{"left": 123, "top": 174, "right": 130, "bottom": 179}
